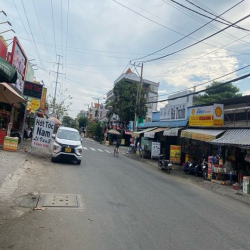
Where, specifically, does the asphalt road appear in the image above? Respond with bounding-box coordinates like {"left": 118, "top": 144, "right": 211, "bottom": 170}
{"left": 1, "top": 139, "right": 250, "bottom": 250}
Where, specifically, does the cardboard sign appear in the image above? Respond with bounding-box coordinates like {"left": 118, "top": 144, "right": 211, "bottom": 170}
{"left": 32, "top": 117, "right": 54, "bottom": 150}
{"left": 23, "top": 81, "right": 43, "bottom": 99}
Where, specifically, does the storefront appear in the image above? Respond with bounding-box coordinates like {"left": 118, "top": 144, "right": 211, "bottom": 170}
{"left": 209, "top": 129, "right": 250, "bottom": 189}
{"left": 180, "top": 128, "right": 225, "bottom": 162}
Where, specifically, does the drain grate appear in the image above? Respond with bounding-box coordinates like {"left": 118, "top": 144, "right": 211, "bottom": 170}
{"left": 42, "top": 194, "right": 78, "bottom": 207}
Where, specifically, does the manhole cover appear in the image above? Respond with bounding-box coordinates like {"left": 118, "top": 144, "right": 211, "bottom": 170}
{"left": 42, "top": 194, "right": 78, "bottom": 207}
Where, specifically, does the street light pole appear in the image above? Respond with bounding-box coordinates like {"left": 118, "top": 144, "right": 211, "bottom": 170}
{"left": 134, "top": 63, "right": 143, "bottom": 132}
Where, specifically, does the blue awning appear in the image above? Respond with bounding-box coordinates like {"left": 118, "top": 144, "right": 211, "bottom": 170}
{"left": 138, "top": 120, "right": 188, "bottom": 129}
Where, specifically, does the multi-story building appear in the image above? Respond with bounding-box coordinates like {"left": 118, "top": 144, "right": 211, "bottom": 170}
{"left": 105, "top": 68, "right": 160, "bottom": 123}
{"left": 88, "top": 102, "right": 100, "bottom": 121}
{"left": 77, "top": 110, "right": 88, "bottom": 119}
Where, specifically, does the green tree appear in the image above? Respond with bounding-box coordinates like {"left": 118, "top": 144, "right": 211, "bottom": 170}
{"left": 107, "top": 80, "right": 148, "bottom": 123}
{"left": 48, "top": 94, "right": 72, "bottom": 120}
{"left": 195, "top": 82, "right": 242, "bottom": 105}
{"left": 62, "top": 115, "right": 73, "bottom": 127}
{"left": 78, "top": 117, "right": 88, "bottom": 128}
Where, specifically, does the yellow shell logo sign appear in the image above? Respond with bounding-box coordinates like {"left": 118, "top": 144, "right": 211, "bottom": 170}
{"left": 215, "top": 107, "right": 222, "bottom": 117}
{"left": 191, "top": 109, "right": 195, "bottom": 115}
{"left": 31, "top": 99, "right": 40, "bottom": 111}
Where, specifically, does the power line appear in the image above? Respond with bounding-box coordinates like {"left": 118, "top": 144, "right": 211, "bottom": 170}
{"left": 140, "top": 13, "right": 250, "bottom": 63}
{"left": 148, "top": 62, "right": 250, "bottom": 100}
{"left": 113, "top": 0, "right": 250, "bottom": 56}
{"left": 32, "top": 0, "right": 53, "bottom": 64}
{"left": 185, "top": 0, "right": 249, "bottom": 31}
{"left": 131, "top": 0, "right": 243, "bottom": 62}
{"left": 16, "top": 0, "right": 51, "bottom": 85}
{"left": 50, "top": 0, "right": 57, "bottom": 57}
{"left": 151, "top": 32, "right": 250, "bottom": 78}
{"left": 167, "top": 0, "right": 249, "bottom": 31}
{"left": 164, "top": 0, "right": 250, "bottom": 49}
{"left": 145, "top": 72, "right": 250, "bottom": 105}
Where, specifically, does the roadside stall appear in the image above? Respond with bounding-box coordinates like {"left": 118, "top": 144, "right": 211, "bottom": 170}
{"left": 210, "top": 129, "right": 250, "bottom": 191}
{"left": 0, "top": 82, "right": 25, "bottom": 150}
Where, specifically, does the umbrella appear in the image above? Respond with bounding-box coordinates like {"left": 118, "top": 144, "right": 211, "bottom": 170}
{"left": 0, "top": 82, "right": 25, "bottom": 104}
{"left": 0, "top": 57, "right": 17, "bottom": 83}
{"left": 48, "top": 116, "right": 61, "bottom": 125}
{"left": 107, "top": 129, "right": 121, "bottom": 135}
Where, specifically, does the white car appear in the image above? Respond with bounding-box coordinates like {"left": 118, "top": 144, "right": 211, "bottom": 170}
{"left": 51, "top": 127, "right": 83, "bottom": 165}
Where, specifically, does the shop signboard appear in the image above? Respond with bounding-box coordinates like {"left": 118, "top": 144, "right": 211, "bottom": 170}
{"left": 8, "top": 37, "right": 27, "bottom": 81}
{"left": 32, "top": 117, "right": 55, "bottom": 150}
{"left": 160, "top": 104, "right": 187, "bottom": 121}
{"left": 151, "top": 142, "right": 161, "bottom": 158}
{"left": 163, "top": 128, "right": 179, "bottom": 136}
{"left": 189, "top": 104, "right": 224, "bottom": 127}
{"left": 31, "top": 99, "right": 40, "bottom": 111}
{"left": 40, "top": 87, "right": 47, "bottom": 110}
{"left": 0, "top": 36, "right": 7, "bottom": 59}
{"left": 170, "top": 145, "right": 181, "bottom": 163}
{"left": 23, "top": 81, "right": 43, "bottom": 99}
{"left": 25, "top": 61, "right": 34, "bottom": 82}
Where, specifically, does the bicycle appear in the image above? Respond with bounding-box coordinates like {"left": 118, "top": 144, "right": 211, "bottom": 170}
{"left": 114, "top": 147, "right": 119, "bottom": 157}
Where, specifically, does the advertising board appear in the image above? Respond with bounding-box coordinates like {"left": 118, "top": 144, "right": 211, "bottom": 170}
{"left": 32, "top": 117, "right": 54, "bottom": 150}
{"left": 170, "top": 145, "right": 181, "bottom": 163}
{"left": 160, "top": 104, "right": 187, "bottom": 121}
{"left": 151, "top": 142, "right": 161, "bottom": 158}
{"left": 0, "top": 36, "right": 7, "bottom": 59}
{"left": 189, "top": 104, "right": 224, "bottom": 127}
{"left": 23, "top": 81, "right": 43, "bottom": 99}
{"left": 8, "top": 37, "right": 27, "bottom": 80}
{"left": 40, "top": 87, "right": 47, "bottom": 110}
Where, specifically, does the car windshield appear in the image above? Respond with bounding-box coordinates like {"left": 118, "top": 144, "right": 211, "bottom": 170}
{"left": 57, "top": 129, "right": 80, "bottom": 141}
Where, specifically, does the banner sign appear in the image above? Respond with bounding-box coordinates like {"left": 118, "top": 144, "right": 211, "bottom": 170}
{"left": 32, "top": 117, "right": 54, "bottom": 150}
{"left": 151, "top": 142, "right": 161, "bottom": 158}
{"left": 23, "top": 81, "right": 43, "bottom": 99}
{"left": 170, "top": 145, "right": 181, "bottom": 163}
{"left": 163, "top": 128, "right": 179, "bottom": 136}
{"left": 189, "top": 104, "right": 224, "bottom": 127}
{"left": 160, "top": 104, "right": 187, "bottom": 121}
{"left": 40, "top": 87, "right": 47, "bottom": 109}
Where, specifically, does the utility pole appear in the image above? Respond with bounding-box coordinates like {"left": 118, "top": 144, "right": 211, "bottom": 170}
{"left": 50, "top": 55, "right": 64, "bottom": 113}
{"left": 134, "top": 63, "right": 143, "bottom": 132}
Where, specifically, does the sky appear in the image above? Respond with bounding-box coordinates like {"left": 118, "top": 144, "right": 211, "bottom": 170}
{"left": 1, "top": 0, "right": 250, "bottom": 118}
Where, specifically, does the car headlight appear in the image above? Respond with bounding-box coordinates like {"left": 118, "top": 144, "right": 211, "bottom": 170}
{"left": 75, "top": 146, "right": 83, "bottom": 156}
{"left": 53, "top": 142, "right": 61, "bottom": 153}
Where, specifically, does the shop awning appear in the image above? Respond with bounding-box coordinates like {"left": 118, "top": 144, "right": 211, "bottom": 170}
{"left": 0, "top": 57, "right": 17, "bottom": 83}
{"left": 144, "top": 127, "right": 167, "bottom": 138}
{"left": 181, "top": 129, "right": 225, "bottom": 142}
{"left": 210, "top": 129, "right": 250, "bottom": 147}
{"left": 163, "top": 127, "right": 183, "bottom": 136}
{"left": 0, "top": 82, "right": 25, "bottom": 104}
{"left": 132, "top": 127, "right": 157, "bottom": 138}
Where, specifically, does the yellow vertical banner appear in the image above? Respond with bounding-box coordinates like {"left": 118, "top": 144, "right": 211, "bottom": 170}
{"left": 170, "top": 145, "right": 181, "bottom": 163}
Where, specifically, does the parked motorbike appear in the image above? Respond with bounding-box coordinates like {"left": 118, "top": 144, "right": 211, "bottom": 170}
{"left": 158, "top": 154, "right": 172, "bottom": 174}
{"left": 194, "top": 163, "right": 203, "bottom": 177}
{"left": 183, "top": 160, "right": 197, "bottom": 175}
{"left": 202, "top": 161, "right": 208, "bottom": 180}
{"left": 24, "top": 127, "right": 33, "bottom": 139}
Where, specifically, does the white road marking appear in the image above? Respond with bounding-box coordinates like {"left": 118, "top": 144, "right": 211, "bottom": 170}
{"left": 98, "top": 149, "right": 103, "bottom": 152}
{"left": 90, "top": 148, "right": 96, "bottom": 151}
{"left": 83, "top": 147, "right": 88, "bottom": 150}
{"left": 105, "top": 150, "right": 111, "bottom": 153}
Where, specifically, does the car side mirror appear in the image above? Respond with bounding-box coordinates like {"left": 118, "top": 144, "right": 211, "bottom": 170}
{"left": 52, "top": 134, "right": 55, "bottom": 140}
